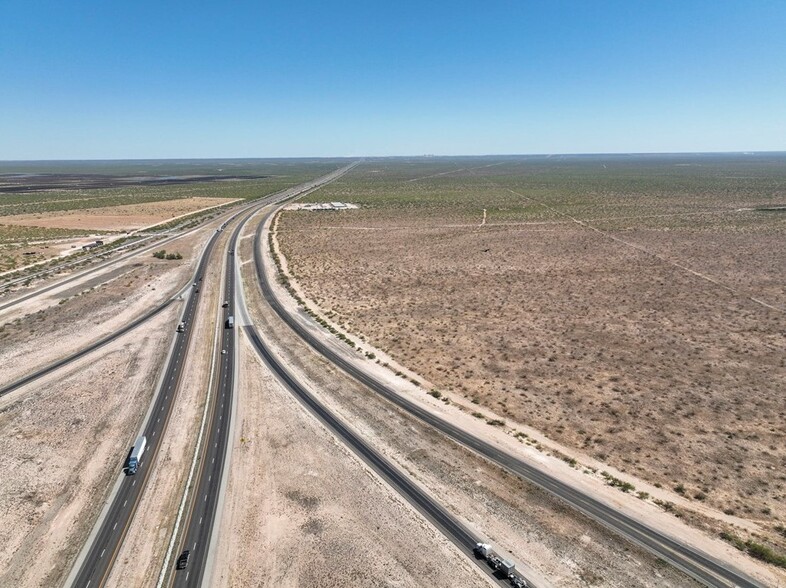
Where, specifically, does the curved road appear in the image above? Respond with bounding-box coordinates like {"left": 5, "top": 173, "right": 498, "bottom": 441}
{"left": 168, "top": 162, "right": 364, "bottom": 587}
{"left": 236, "top": 218, "right": 518, "bottom": 588}
{"left": 250, "top": 202, "right": 765, "bottom": 588}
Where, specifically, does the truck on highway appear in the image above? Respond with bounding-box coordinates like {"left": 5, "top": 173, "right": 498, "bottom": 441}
{"left": 225, "top": 315, "right": 234, "bottom": 329}
{"left": 127, "top": 435, "right": 147, "bottom": 475}
{"left": 474, "top": 543, "right": 527, "bottom": 587}
{"left": 177, "top": 322, "right": 185, "bottom": 332}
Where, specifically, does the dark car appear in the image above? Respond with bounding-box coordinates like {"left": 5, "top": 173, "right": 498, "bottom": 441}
{"left": 176, "top": 550, "right": 190, "bottom": 570}
{"left": 222, "top": 301, "right": 229, "bottom": 308}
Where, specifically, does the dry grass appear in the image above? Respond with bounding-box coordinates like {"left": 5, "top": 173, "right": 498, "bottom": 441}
{"left": 276, "top": 156, "right": 786, "bottom": 545}
{"left": 0, "top": 196, "right": 237, "bottom": 232}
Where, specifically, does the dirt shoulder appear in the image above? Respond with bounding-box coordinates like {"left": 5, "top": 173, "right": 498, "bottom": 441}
{"left": 0, "top": 221, "right": 214, "bottom": 386}
{"left": 225, "top": 210, "right": 711, "bottom": 587}
{"left": 210, "top": 331, "right": 491, "bottom": 588}
{"left": 0, "top": 303, "right": 177, "bottom": 587}
{"left": 269, "top": 208, "right": 785, "bottom": 586}
{"left": 107, "top": 226, "right": 228, "bottom": 586}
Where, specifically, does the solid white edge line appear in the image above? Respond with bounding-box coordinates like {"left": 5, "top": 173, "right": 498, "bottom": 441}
{"left": 154, "top": 242, "right": 226, "bottom": 588}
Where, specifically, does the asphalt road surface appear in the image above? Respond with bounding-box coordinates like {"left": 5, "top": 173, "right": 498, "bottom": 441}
{"left": 68, "top": 225, "right": 223, "bottom": 588}
{"left": 170, "top": 210, "right": 242, "bottom": 588}
{"left": 236, "top": 235, "right": 520, "bottom": 588}
{"left": 66, "top": 163, "right": 359, "bottom": 588}
{"left": 168, "top": 162, "right": 362, "bottom": 587}
{"left": 250, "top": 206, "right": 765, "bottom": 588}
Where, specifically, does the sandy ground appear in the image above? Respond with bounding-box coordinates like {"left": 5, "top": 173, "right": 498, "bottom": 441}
{"left": 0, "top": 218, "right": 224, "bottom": 587}
{"left": 276, "top": 188, "right": 786, "bottom": 557}
{"left": 0, "top": 303, "right": 177, "bottom": 587}
{"left": 107, "top": 227, "right": 227, "bottom": 586}
{"left": 0, "top": 224, "right": 212, "bottom": 386}
{"left": 221, "top": 212, "right": 713, "bottom": 588}
{"left": 210, "top": 333, "right": 491, "bottom": 588}
{"left": 1, "top": 196, "right": 236, "bottom": 231}
{"left": 266, "top": 210, "right": 785, "bottom": 586}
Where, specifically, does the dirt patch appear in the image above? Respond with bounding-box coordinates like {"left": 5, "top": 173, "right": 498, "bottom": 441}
{"left": 1, "top": 196, "right": 237, "bottom": 231}
{"left": 275, "top": 159, "right": 786, "bottom": 560}
{"left": 209, "top": 334, "right": 490, "bottom": 588}
{"left": 226, "top": 212, "right": 719, "bottom": 587}
{"left": 0, "top": 305, "right": 176, "bottom": 587}
{"left": 108, "top": 227, "right": 227, "bottom": 586}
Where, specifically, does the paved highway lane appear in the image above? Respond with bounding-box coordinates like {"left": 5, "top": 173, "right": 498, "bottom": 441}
{"left": 169, "top": 163, "right": 362, "bottom": 588}
{"left": 67, "top": 227, "right": 224, "bottom": 588}
{"left": 66, "top": 166, "right": 359, "bottom": 588}
{"left": 170, "top": 215, "right": 241, "bottom": 588}
{"left": 250, "top": 207, "right": 766, "bottom": 588}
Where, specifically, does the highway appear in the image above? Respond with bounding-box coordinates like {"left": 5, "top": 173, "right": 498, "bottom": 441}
{"left": 67, "top": 223, "right": 223, "bottom": 588}
{"left": 249, "top": 204, "right": 766, "bottom": 588}
{"left": 167, "top": 161, "right": 363, "bottom": 587}
{"left": 65, "top": 168, "right": 357, "bottom": 588}
{"left": 0, "top": 171, "right": 349, "bottom": 400}
{"left": 235, "top": 218, "right": 519, "bottom": 588}
{"left": 169, "top": 210, "right": 242, "bottom": 588}
{"left": 62, "top": 166, "right": 359, "bottom": 588}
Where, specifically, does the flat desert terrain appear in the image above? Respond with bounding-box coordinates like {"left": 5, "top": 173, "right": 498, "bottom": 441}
{"left": 276, "top": 155, "right": 786, "bottom": 559}
{"left": 0, "top": 196, "right": 238, "bottom": 232}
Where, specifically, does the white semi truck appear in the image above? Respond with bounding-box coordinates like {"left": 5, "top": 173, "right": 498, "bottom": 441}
{"left": 474, "top": 543, "right": 528, "bottom": 587}
{"left": 127, "top": 435, "right": 147, "bottom": 475}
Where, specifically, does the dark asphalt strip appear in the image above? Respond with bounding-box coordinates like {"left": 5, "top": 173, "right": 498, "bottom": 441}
{"left": 69, "top": 225, "right": 224, "bottom": 588}
{"left": 171, "top": 209, "right": 248, "bottom": 588}
{"left": 251, "top": 211, "right": 764, "bottom": 588}
{"left": 0, "top": 297, "right": 176, "bottom": 398}
{"left": 241, "top": 324, "right": 514, "bottom": 588}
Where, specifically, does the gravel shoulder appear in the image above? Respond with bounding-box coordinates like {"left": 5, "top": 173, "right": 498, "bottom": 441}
{"left": 209, "top": 332, "right": 491, "bottom": 588}
{"left": 0, "top": 304, "right": 177, "bottom": 587}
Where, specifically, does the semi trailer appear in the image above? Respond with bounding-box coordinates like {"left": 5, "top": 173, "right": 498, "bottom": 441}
{"left": 474, "top": 543, "right": 528, "bottom": 587}
{"left": 127, "top": 435, "right": 147, "bottom": 475}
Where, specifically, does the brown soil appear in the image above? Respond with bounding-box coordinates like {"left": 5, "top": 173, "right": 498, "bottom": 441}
{"left": 108, "top": 227, "right": 227, "bottom": 586}
{"left": 225, "top": 213, "right": 708, "bottom": 587}
{"left": 0, "top": 306, "right": 177, "bottom": 587}
{"left": 275, "top": 165, "right": 786, "bottom": 554}
{"left": 210, "top": 334, "right": 490, "bottom": 588}
{"left": 1, "top": 196, "right": 237, "bottom": 231}
{"left": 0, "top": 220, "right": 221, "bottom": 586}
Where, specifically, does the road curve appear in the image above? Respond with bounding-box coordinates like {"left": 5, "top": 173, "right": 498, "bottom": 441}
{"left": 66, "top": 169, "right": 359, "bottom": 588}
{"left": 250, "top": 204, "right": 765, "bottom": 588}
{"left": 168, "top": 162, "right": 365, "bottom": 588}
{"left": 237, "top": 235, "right": 517, "bottom": 588}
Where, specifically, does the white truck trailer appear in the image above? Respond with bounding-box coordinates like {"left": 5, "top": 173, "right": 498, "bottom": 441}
{"left": 127, "top": 435, "right": 147, "bottom": 475}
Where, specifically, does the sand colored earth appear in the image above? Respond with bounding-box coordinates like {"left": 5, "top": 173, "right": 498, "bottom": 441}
{"left": 275, "top": 163, "right": 786, "bottom": 564}
{"left": 0, "top": 305, "right": 177, "bottom": 587}
{"left": 1, "top": 196, "right": 237, "bottom": 231}
{"left": 108, "top": 227, "right": 228, "bottom": 587}
{"left": 0, "top": 219, "right": 223, "bottom": 586}
{"left": 214, "top": 211, "right": 716, "bottom": 587}
{"left": 210, "top": 334, "right": 491, "bottom": 588}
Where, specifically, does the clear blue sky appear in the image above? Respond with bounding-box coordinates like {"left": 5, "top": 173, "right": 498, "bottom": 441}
{"left": 1, "top": 1, "right": 784, "bottom": 159}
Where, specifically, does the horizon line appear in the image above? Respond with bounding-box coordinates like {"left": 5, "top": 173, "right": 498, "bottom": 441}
{"left": 1, "top": 150, "right": 785, "bottom": 163}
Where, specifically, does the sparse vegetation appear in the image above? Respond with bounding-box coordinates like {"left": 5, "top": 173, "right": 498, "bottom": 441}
{"left": 277, "top": 155, "right": 786, "bottom": 533}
